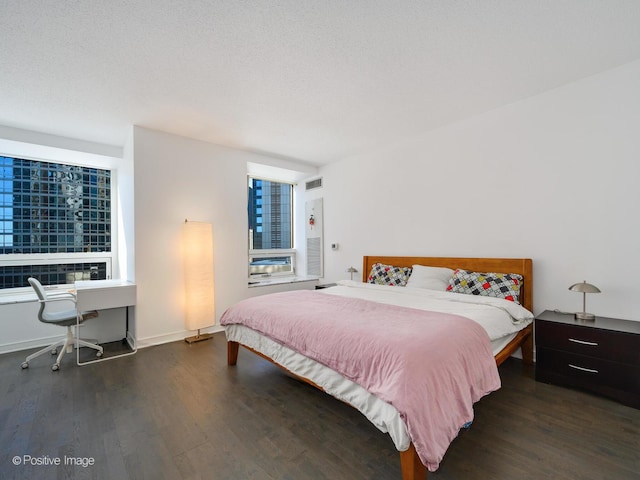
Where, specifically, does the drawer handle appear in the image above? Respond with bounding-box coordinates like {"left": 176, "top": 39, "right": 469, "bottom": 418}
{"left": 568, "top": 338, "right": 598, "bottom": 346}
{"left": 568, "top": 364, "right": 599, "bottom": 374}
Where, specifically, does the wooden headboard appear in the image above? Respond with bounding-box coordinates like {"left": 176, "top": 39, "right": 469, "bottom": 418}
{"left": 362, "top": 256, "right": 533, "bottom": 313}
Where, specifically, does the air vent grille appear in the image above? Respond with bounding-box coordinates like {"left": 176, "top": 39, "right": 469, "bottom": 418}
{"left": 305, "top": 178, "right": 323, "bottom": 190}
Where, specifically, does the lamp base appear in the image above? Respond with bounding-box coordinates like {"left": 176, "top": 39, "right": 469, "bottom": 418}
{"left": 185, "top": 332, "right": 214, "bottom": 344}
{"left": 574, "top": 312, "right": 596, "bottom": 321}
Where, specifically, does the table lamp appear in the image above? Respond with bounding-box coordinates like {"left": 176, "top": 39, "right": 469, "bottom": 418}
{"left": 568, "top": 281, "right": 600, "bottom": 320}
{"left": 346, "top": 266, "right": 358, "bottom": 280}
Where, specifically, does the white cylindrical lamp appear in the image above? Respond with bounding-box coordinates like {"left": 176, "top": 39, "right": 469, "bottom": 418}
{"left": 183, "top": 220, "right": 215, "bottom": 343}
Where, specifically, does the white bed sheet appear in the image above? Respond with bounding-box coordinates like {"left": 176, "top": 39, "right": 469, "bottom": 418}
{"left": 323, "top": 280, "right": 533, "bottom": 341}
{"left": 224, "top": 282, "right": 533, "bottom": 453}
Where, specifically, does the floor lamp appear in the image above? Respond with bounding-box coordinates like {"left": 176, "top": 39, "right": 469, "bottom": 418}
{"left": 183, "top": 220, "right": 215, "bottom": 344}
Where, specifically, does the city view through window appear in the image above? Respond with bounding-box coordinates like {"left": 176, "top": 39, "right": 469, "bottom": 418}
{"left": 0, "top": 156, "right": 111, "bottom": 289}
{"left": 248, "top": 177, "right": 294, "bottom": 276}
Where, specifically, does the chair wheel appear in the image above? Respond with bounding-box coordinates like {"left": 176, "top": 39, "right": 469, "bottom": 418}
{"left": 51, "top": 364, "right": 59, "bottom": 371}
{"left": 96, "top": 351, "right": 103, "bottom": 358}
{"left": 21, "top": 362, "right": 29, "bottom": 369}
{"left": 51, "top": 349, "right": 57, "bottom": 355}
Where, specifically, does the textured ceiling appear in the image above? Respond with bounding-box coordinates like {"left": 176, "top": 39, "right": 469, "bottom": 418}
{"left": 1, "top": 1, "right": 640, "bottom": 165}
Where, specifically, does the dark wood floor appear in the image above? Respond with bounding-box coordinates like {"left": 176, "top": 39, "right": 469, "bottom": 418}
{"left": 1, "top": 332, "right": 638, "bottom": 480}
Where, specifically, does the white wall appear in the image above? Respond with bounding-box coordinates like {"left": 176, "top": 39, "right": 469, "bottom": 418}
{"left": 132, "top": 127, "right": 246, "bottom": 345}
{"left": 131, "top": 127, "right": 318, "bottom": 347}
{"left": 318, "top": 60, "right": 640, "bottom": 321}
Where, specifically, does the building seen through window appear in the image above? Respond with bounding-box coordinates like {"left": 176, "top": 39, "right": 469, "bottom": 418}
{"left": 248, "top": 177, "right": 295, "bottom": 277}
{"left": 0, "top": 155, "right": 112, "bottom": 289}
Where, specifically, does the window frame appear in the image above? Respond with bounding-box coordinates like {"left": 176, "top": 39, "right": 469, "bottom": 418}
{"left": 247, "top": 176, "right": 296, "bottom": 279}
{"left": 248, "top": 249, "right": 296, "bottom": 278}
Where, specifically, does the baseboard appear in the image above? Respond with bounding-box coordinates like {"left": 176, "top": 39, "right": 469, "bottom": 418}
{"left": 0, "top": 335, "right": 67, "bottom": 355}
{"left": 136, "top": 325, "right": 224, "bottom": 349}
{"left": 0, "top": 325, "right": 225, "bottom": 355}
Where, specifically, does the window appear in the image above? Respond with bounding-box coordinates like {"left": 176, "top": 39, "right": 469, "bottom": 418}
{"left": 248, "top": 177, "right": 295, "bottom": 277}
{"left": 0, "top": 155, "right": 112, "bottom": 290}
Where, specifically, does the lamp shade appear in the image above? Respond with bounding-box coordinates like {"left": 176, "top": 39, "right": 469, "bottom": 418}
{"left": 183, "top": 221, "right": 215, "bottom": 330}
{"left": 568, "top": 281, "right": 601, "bottom": 294}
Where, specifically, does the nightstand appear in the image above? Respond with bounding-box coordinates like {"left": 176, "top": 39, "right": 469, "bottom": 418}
{"left": 535, "top": 310, "right": 640, "bottom": 409}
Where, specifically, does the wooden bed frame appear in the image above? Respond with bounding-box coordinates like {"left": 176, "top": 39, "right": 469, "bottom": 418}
{"left": 362, "top": 256, "right": 534, "bottom": 367}
{"left": 227, "top": 256, "right": 534, "bottom": 480}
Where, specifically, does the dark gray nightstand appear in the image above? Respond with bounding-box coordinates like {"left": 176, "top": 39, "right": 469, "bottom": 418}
{"left": 535, "top": 309, "right": 640, "bottom": 409}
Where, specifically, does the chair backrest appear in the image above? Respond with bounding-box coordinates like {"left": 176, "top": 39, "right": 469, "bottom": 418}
{"left": 28, "top": 277, "right": 47, "bottom": 301}
{"left": 28, "top": 277, "right": 48, "bottom": 321}
{"left": 27, "top": 277, "right": 47, "bottom": 323}
{"left": 28, "top": 277, "right": 80, "bottom": 325}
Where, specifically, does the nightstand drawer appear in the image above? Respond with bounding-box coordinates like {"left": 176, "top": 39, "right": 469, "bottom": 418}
{"left": 536, "top": 347, "right": 640, "bottom": 394}
{"left": 535, "top": 320, "right": 640, "bottom": 365}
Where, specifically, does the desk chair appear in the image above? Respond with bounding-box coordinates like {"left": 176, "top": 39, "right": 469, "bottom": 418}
{"left": 21, "top": 277, "right": 104, "bottom": 371}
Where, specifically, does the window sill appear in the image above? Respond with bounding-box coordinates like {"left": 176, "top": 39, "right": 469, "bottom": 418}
{"left": 248, "top": 275, "right": 319, "bottom": 288}
{"left": 0, "top": 291, "right": 38, "bottom": 305}
{"left": 0, "top": 285, "right": 77, "bottom": 305}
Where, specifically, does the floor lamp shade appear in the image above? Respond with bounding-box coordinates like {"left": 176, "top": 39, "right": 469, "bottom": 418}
{"left": 183, "top": 221, "right": 215, "bottom": 330}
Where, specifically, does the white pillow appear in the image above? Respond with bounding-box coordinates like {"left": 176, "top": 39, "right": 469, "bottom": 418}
{"left": 405, "top": 265, "right": 455, "bottom": 291}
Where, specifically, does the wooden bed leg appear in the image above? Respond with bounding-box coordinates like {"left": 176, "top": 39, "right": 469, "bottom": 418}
{"left": 400, "top": 443, "right": 427, "bottom": 480}
{"left": 227, "top": 341, "right": 239, "bottom": 366}
{"left": 521, "top": 329, "right": 534, "bottom": 366}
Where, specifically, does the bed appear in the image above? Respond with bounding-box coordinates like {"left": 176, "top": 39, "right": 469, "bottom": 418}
{"left": 222, "top": 256, "right": 534, "bottom": 480}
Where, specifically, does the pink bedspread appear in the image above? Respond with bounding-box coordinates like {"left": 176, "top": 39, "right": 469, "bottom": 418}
{"left": 221, "top": 290, "right": 500, "bottom": 471}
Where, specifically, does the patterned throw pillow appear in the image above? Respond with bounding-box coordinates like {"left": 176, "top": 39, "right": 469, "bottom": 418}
{"left": 367, "top": 263, "right": 412, "bottom": 286}
{"left": 446, "top": 269, "right": 523, "bottom": 304}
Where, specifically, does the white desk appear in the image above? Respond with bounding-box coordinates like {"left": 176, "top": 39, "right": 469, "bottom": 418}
{"left": 74, "top": 279, "right": 137, "bottom": 365}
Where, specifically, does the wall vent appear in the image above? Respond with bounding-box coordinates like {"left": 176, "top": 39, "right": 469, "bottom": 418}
{"left": 305, "top": 177, "right": 323, "bottom": 190}
{"left": 305, "top": 198, "right": 323, "bottom": 277}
